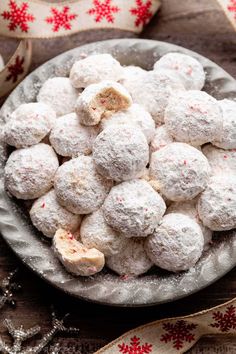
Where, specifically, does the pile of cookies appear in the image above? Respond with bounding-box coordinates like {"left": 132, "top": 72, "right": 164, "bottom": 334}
{"left": 4, "top": 52, "right": 236, "bottom": 277}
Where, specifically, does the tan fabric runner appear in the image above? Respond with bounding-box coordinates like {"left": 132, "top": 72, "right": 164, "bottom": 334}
{"left": 94, "top": 297, "right": 236, "bottom": 354}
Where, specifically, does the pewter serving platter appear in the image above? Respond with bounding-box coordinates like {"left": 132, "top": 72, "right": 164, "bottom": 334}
{"left": 0, "top": 39, "right": 236, "bottom": 307}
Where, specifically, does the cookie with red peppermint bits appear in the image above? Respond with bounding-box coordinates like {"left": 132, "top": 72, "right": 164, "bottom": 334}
{"left": 37, "top": 77, "right": 79, "bottom": 117}
{"left": 145, "top": 213, "right": 204, "bottom": 272}
{"left": 202, "top": 144, "right": 236, "bottom": 175}
{"left": 5, "top": 143, "right": 59, "bottom": 200}
{"left": 154, "top": 52, "right": 205, "bottom": 90}
{"left": 30, "top": 189, "right": 82, "bottom": 238}
{"left": 106, "top": 237, "right": 153, "bottom": 276}
{"left": 150, "top": 125, "right": 174, "bottom": 154}
{"left": 103, "top": 179, "right": 166, "bottom": 238}
{"left": 165, "top": 91, "right": 222, "bottom": 146}
{"left": 150, "top": 142, "right": 211, "bottom": 201}
{"left": 70, "top": 54, "right": 123, "bottom": 88}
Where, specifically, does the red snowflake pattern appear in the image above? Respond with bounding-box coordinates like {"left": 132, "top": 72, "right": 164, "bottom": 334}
{"left": 1, "top": 0, "right": 35, "bottom": 32}
{"left": 160, "top": 320, "right": 197, "bottom": 350}
{"left": 210, "top": 305, "right": 236, "bottom": 332}
{"left": 228, "top": 0, "right": 236, "bottom": 19}
{"left": 45, "top": 6, "right": 77, "bottom": 32}
{"left": 88, "top": 0, "right": 120, "bottom": 23}
{"left": 118, "top": 335, "right": 153, "bottom": 354}
{"left": 6, "top": 56, "right": 24, "bottom": 83}
{"left": 130, "top": 0, "right": 153, "bottom": 27}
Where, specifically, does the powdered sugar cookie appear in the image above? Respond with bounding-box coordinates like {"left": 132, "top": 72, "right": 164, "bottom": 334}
{"left": 103, "top": 179, "right": 166, "bottom": 237}
{"left": 5, "top": 143, "right": 59, "bottom": 200}
{"left": 54, "top": 155, "right": 112, "bottom": 214}
{"left": 37, "top": 77, "right": 78, "bottom": 117}
{"left": 93, "top": 125, "right": 149, "bottom": 182}
{"left": 100, "top": 103, "right": 155, "bottom": 143}
{"left": 212, "top": 99, "right": 236, "bottom": 149}
{"left": 154, "top": 52, "right": 205, "bottom": 90}
{"left": 75, "top": 80, "right": 132, "bottom": 126}
{"left": 198, "top": 174, "right": 236, "bottom": 231}
{"left": 202, "top": 144, "right": 236, "bottom": 175}
{"left": 150, "top": 143, "right": 211, "bottom": 201}
{"left": 30, "top": 189, "right": 81, "bottom": 238}
{"left": 150, "top": 125, "right": 174, "bottom": 153}
{"left": 145, "top": 213, "right": 204, "bottom": 272}
{"left": 106, "top": 238, "right": 153, "bottom": 276}
{"left": 80, "top": 209, "right": 125, "bottom": 256}
{"left": 128, "top": 69, "right": 185, "bottom": 123}
{"left": 167, "top": 199, "right": 212, "bottom": 249}
{"left": 49, "top": 113, "right": 98, "bottom": 157}
{"left": 53, "top": 229, "right": 105, "bottom": 276}
{"left": 119, "top": 65, "right": 147, "bottom": 93}
{"left": 70, "top": 54, "right": 123, "bottom": 88}
{"left": 4, "top": 103, "right": 56, "bottom": 148}
{"left": 165, "top": 91, "right": 222, "bottom": 146}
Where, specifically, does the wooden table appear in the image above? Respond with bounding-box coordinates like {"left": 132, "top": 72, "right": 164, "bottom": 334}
{"left": 0, "top": 1, "right": 236, "bottom": 352}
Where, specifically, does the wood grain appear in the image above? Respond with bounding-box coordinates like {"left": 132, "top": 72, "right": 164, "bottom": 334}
{"left": 0, "top": 0, "right": 235, "bottom": 352}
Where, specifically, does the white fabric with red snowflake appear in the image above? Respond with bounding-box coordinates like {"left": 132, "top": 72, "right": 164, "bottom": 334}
{"left": 217, "top": 0, "right": 236, "bottom": 30}
{"left": 94, "top": 298, "right": 236, "bottom": 353}
{"left": 0, "top": 0, "right": 161, "bottom": 38}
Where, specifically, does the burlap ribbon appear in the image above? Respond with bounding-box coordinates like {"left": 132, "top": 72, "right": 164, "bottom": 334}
{"left": 94, "top": 297, "right": 236, "bottom": 354}
{"left": 0, "top": 0, "right": 161, "bottom": 98}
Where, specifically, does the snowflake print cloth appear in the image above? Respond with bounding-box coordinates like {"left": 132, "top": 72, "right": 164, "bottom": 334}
{"left": 216, "top": 0, "right": 236, "bottom": 30}
{"left": 0, "top": 0, "right": 161, "bottom": 38}
{"left": 94, "top": 298, "right": 236, "bottom": 353}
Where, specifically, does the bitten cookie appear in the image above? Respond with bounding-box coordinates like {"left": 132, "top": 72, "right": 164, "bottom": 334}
{"left": 5, "top": 143, "right": 59, "bottom": 200}
{"left": 53, "top": 229, "right": 105, "bottom": 276}
{"left": 145, "top": 213, "right": 204, "bottom": 272}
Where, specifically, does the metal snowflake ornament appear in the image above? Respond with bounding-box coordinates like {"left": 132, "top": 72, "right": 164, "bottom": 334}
{"left": 0, "top": 270, "right": 21, "bottom": 310}
{"left": 0, "top": 310, "right": 80, "bottom": 354}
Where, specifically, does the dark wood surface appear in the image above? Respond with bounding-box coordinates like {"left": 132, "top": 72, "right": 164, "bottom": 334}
{"left": 1, "top": 1, "right": 236, "bottom": 352}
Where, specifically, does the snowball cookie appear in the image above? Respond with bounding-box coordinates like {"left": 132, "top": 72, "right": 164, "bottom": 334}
{"left": 4, "top": 103, "right": 56, "bottom": 148}
{"left": 165, "top": 91, "right": 222, "bottom": 146}
{"left": 49, "top": 113, "right": 98, "bottom": 157}
{"left": 150, "top": 125, "right": 174, "bottom": 154}
{"left": 80, "top": 209, "right": 126, "bottom": 256}
{"left": 37, "top": 77, "right": 78, "bottom": 117}
{"left": 5, "top": 144, "right": 59, "bottom": 200}
{"left": 53, "top": 229, "right": 105, "bottom": 276}
{"left": 202, "top": 144, "right": 236, "bottom": 175}
{"left": 127, "top": 69, "right": 185, "bottom": 123}
{"left": 30, "top": 189, "right": 81, "bottom": 238}
{"left": 150, "top": 143, "right": 211, "bottom": 201}
{"left": 212, "top": 99, "right": 236, "bottom": 149}
{"left": 54, "top": 155, "right": 112, "bottom": 214}
{"left": 75, "top": 80, "right": 132, "bottom": 126}
{"left": 0, "top": 54, "right": 4, "bottom": 70}
{"left": 119, "top": 65, "right": 147, "bottom": 93}
{"left": 154, "top": 52, "right": 205, "bottom": 90}
{"left": 198, "top": 175, "right": 236, "bottom": 231}
{"left": 103, "top": 180, "right": 166, "bottom": 237}
{"left": 100, "top": 103, "right": 155, "bottom": 143}
{"left": 106, "top": 238, "right": 153, "bottom": 276}
{"left": 70, "top": 54, "right": 123, "bottom": 88}
{"left": 93, "top": 125, "right": 149, "bottom": 182}
{"left": 145, "top": 213, "right": 204, "bottom": 272}
{"left": 167, "top": 199, "right": 212, "bottom": 249}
